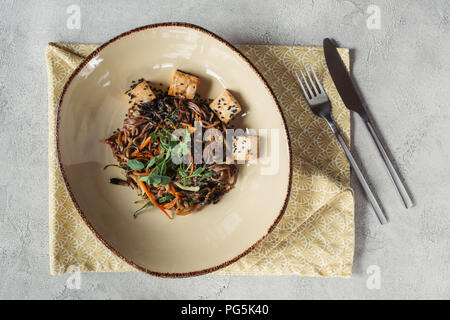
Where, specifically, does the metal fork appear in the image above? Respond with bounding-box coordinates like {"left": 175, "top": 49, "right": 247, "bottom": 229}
{"left": 295, "top": 65, "right": 388, "bottom": 225}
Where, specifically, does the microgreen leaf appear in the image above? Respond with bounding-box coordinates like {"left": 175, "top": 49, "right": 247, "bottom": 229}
{"left": 178, "top": 167, "right": 188, "bottom": 178}
{"left": 128, "top": 159, "right": 145, "bottom": 171}
{"left": 157, "top": 194, "right": 174, "bottom": 203}
{"left": 103, "top": 164, "right": 126, "bottom": 170}
{"left": 133, "top": 202, "right": 153, "bottom": 219}
{"left": 199, "top": 172, "right": 213, "bottom": 181}
{"left": 191, "top": 167, "right": 205, "bottom": 176}
{"left": 146, "top": 156, "right": 158, "bottom": 170}
{"left": 157, "top": 175, "right": 171, "bottom": 185}
{"left": 140, "top": 173, "right": 171, "bottom": 185}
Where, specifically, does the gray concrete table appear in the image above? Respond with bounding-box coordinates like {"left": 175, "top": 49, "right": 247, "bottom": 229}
{"left": 0, "top": 0, "right": 449, "bottom": 299}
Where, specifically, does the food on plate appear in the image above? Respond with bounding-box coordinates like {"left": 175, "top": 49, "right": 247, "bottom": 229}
{"left": 209, "top": 89, "right": 242, "bottom": 124}
{"left": 104, "top": 70, "right": 250, "bottom": 219}
{"left": 233, "top": 135, "right": 259, "bottom": 161}
{"left": 125, "top": 79, "right": 156, "bottom": 106}
{"left": 168, "top": 70, "right": 200, "bottom": 99}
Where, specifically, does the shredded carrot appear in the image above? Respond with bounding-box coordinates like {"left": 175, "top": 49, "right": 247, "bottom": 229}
{"left": 163, "top": 183, "right": 179, "bottom": 209}
{"left": 133, "top": 151, "right": 152, "bottom": 158}
{"left": 133, "top": 157, "right": 151, "bottom": 161}
{"left": 131, "top": 150, "right": 141, "bottom": 157}
{"left": 137, "top": 179, "right": 172, "bottom": 220}
{"left": 139, "top": 136, "right": 152, "bottom": 150}
{"left": 204, "top": 187, "right": 216, "bottom": 203}
{"left": 175, "top": 204, "right": 199, "bottom": 216}
{"left": 132, "top": 169, "right": 153, "bottom": 176}
{"left": 168, "top": 183, "right": 177, "bottom": 196}
{"left": 181, "top": 122, "right": 196, "bottom": 134}
{"left": 163, "top": 197, "right": 177, "bottom": 209}
{"left": 175, "top": 208, "right": 194, "bottom": 216}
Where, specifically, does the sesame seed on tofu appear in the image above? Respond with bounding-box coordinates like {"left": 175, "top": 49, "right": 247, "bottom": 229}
{"left": 209, "top": 89, "right": 242, "bottom": 124}
{"left": 124, "top": 80, "right": 156, "bottom": 106}
{"left": 168, "top": 70, "right": 200, "bottom": 99}
{"left": 232, "top": 135, "right": 259, "bottom": 161}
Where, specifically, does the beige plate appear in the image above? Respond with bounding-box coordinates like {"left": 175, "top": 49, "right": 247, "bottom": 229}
{"left": 57, "top": 23, "right": 292, "bottom": 277}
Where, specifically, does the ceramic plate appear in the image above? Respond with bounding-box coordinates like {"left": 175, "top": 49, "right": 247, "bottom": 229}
{"left": 57, "top": 23, "right": 292, "bottom": 277}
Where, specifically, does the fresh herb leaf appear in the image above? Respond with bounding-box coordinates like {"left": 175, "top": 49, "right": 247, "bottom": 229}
{"left": 146, "top": 156, "right": 158, "bottom": 170}
{"left": 139, "top": 175, "right": 150, "bottom": 183}
{"left": 191, "top": 167, "right": 205, "bottom": 176}
{"left": 157, "top": 194, "right": 174, "bottom": 203}
{"left": 178, "top": 167, "right": 188, "bottom": 178}
{"left": 157, "top": 175, "right": 171, "bottom": 185}
{"left": 103, "top": 164, "right": 126, "bottom": 170}
{"left": 128, "top": 159, "right": 145, "bottom": 171}
{"left": 159, "top": 160, "right": 167, "bottom": 176}
{"left": 164, "top": 148, "right": 171, "bottom": 160}
{"left": 139, "top": 173, "right": 171, "bottom": 185}
{"left": 176, "top": 166, "right": 212, "bottom": 185}
{"left": 199, "top": 171, "right": 213, "bottom": 181}
{"left": 133, "top": 202, "right": 153, "bottom": 219}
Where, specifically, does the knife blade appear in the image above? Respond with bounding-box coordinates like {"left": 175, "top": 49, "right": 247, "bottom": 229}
{"left": 323, "top": 38, "right": 368, "bottom": 119}
{"left": 323, "top": 38, "right": 413, "bottom": 209}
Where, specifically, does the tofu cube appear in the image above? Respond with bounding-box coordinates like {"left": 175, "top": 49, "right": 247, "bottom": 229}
{"left": 209, "top": 90, "right": 242, "bottom": 124}
{"left": 233, "top": 135, "right": 259, "bottom": 161}
{"left": 168, "top": 70, "right": 200, "bottom": 99}
{"left": 124, "top": 80, "right": 156, "bottom": 106}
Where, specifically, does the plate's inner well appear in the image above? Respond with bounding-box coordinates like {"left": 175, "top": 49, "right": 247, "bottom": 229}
{"left": 58, "top": 25, "right": 290, "bottom": 275}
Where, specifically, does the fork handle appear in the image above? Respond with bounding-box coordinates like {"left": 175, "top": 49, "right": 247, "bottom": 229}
{"left": 364, "top": 120, "right": 414, "bottom": 209}
{"left": 323, "top": 116, "right": 388, "bottom": 224}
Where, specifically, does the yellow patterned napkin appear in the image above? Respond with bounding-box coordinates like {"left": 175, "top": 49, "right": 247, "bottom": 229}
{"left": 47, "top": 43, "right": 354, "bottom": 277}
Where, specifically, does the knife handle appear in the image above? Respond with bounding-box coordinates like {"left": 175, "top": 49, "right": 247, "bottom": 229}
{"left": 323, "top": 116, "right": 388, "bottom": 224}
{"left": 364, "top": 120, "right": 414, "bottom": 209}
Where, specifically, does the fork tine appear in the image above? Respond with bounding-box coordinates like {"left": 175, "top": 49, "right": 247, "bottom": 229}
{"left": 294, "top": 72, "right": 310, "bottom": 100}
{"left": 303, "top": 64, "right": 318, "bottom": 96}
{"left": 299, "top": 69, "right": 314, "bottom": 98}
{"left": 309, "top": 65, "right": 324, "bottom": 94}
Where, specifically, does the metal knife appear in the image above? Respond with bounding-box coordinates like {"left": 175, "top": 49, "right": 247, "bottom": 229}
{"left": 323, "top": 38, "right": 413, "bottom": 209}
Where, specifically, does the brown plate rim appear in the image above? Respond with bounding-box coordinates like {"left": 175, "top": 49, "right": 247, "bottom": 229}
{"left": 55, "top": 22, "right": 293, "bottom": 278}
